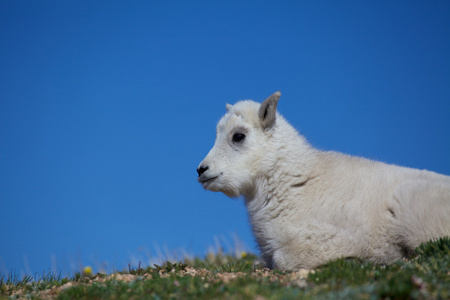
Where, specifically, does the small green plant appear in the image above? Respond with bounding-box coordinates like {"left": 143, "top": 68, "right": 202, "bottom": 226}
{"left": 153, "top": 261, "right": 188, "bottom": 273}
{"left": 126, "top": 261, "right": 153, "bottom": 276}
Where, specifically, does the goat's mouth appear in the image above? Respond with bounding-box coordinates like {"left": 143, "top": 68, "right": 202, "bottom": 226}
{"left": 198, "top": 173, "right": 221, "bottom": 185}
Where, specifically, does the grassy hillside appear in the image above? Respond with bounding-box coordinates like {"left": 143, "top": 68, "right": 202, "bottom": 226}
{"left": 1, "top": 237, "right": 449, "bottom": 299}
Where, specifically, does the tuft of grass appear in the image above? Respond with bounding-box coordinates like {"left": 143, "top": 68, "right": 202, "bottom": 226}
{"left": 308, "top": 258, "right": 382, "bottom": 286}
{"left": 0, "top": 271, "right": 33, "bottom": 295}
{"left": 214, "top": 260, "right": 254, "bottom": 273}
{"left": 187, "top": 250, "right": 261, "bottom": 272}
{"left": 416, "top": 236, "right": 450, "bottom": 261}
{"left": 0, "top": 270, "right": 66, "bottom": 297}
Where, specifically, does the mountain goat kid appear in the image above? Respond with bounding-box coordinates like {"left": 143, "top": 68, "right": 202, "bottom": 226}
{"left": 197, "top": 92, "right": 450, "bottom": 270}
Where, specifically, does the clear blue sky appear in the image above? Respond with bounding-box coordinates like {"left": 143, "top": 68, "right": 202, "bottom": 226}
{"left": 1, "top": 1, "right": 449, "bottom": 277}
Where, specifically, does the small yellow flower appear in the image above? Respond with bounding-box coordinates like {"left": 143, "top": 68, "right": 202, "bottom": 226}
{"left": 83, "top": 266, "right": 93, "bottom": 276}
{"left": 241, "top": 251, "right": 247, "bottom": 258}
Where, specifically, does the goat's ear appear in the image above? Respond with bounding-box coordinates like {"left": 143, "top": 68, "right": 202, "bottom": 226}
{"left": 226, "top": 103, "right": 233, "bottom": 112}
{"left": 259, "top": 91, "right": 281, "bottom": 129}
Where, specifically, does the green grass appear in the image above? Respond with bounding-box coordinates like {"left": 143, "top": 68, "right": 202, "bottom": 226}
{"left": 1, "top": 237, "right": 449, "bottom": 299}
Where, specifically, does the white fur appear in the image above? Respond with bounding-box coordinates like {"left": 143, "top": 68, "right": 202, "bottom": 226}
{"left": 197, "top": 92, "right": 450, "bottom": 270}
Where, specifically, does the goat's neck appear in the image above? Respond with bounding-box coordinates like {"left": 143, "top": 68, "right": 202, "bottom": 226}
{"left": 244, "top": 127, "right": 317, "bottom": 212}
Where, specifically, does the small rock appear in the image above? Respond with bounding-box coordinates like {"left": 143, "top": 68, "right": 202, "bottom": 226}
{"left": 292, "top": 279, "right": 308, "bottom": 288}
{"left": 296, "top": 268, "right": 311, "bottom": 279}
{"left": 108, "top": 273, "right": 137, "bottom": 282}
{"left": 61, "top": 281, "right": 75, "bottom": 289}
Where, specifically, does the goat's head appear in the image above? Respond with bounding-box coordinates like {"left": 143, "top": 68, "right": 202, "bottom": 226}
{"left": 197, "top": 92, "right": 281, "bottom": 197}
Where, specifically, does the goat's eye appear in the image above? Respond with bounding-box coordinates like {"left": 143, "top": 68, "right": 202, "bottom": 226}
{"left": 232, "top": 133, "right": 246, "bottom": 142}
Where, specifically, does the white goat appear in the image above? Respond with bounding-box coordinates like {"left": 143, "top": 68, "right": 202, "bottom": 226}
{"left": 197, "top": 92, "right": 450, "bottom": 270}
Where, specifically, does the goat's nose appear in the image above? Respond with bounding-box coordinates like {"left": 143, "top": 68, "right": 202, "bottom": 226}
{"left": 197, "top": 165, "right": 209, "bottom": 176}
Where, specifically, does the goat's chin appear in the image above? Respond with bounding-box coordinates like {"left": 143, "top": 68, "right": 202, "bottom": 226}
{"left": 208, "top": 181, "right": 241, "bottom": 198}
{"left": 209, "top": 185, "right": 240, "bottom": 198}
{"left": 222, "top": 189, "right": 241, "bottom": 198}
{"left": 202, "top": 174, "right": 248, "bottom": 198}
